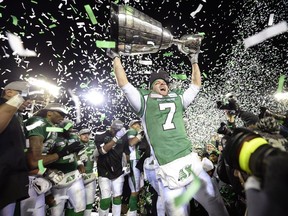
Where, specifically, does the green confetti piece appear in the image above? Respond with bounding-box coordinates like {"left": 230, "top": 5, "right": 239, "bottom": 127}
{"left": 64, "top": 122, "right": 73, "bottom": 131}
{"left": 100, "top": 114, "right": 106, "bottom": 121}
{"left": 96, "top": 40, "right": 116, "bottom": 48}
{"left": 174, "top": 171, "right": 201, "bottom": 207}
{"left": 171, "top": 74, "right": 187, "bottom": 80}
{"left": 31, "top": 0, "right": 38, "bottom": 4}
{"left": 80, "top": 83, "right": 88, "bottom": 88}
{"left": 84, "top": 4, "right": 98, "bottom": 25}
{"left": 11, "top": 15, "right": 18, "bottom": 26}
{"left": 163, "top": 52, "right": 173, "bottom": 57}
{"left": 70, "top": 4, "right": 78, "bottom": 14}
{"left": 198, "top": 32, "right": 205, "bottom": 36}
{"left": 202, "top": 72, "right": 207, "bottom": 78}
{"left": 0, "top": 13, "right": 2, "bottom": 18}
{"left": 46, "top": 127, "right": 64, "bottom": 132}
{"left": 38, "top": 159, "right": 45, "bottom": 174}
{"left": 49, "top": 24, "right": 57, "bottom": 28}
{"left": 114, "top": 0, "right": 120, "bottom": 4}
{"left": 277, "top": 75, "right": 286, "bottom": 93}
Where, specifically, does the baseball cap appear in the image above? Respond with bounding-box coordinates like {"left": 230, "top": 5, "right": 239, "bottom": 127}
{"left": 79, "top": 128, "right": 90, "bottom": 135}
{"left": 4, "top": 81, "right": 30, "bottom": 91}
{"left": 111, "top": 119, "right": 124, "bottom": 131}
{"left": 129, "top": 119, "right": 141, "bottom": 128}
{"left": 42, "top": 103, "right": 68, "bottom": 115}
{"left": 149, "top": 69, "right": 170, "bottom": 89}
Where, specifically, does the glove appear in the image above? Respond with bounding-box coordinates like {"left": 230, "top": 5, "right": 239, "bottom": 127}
{"left": 106, "top": 48, "right": 120, "bottom": 60}
{"left": 43, "top": 169, "right": 65, "bottom": 185}
{"left": 115, "top": 127, "right": 127, "bottom": 139}
{"left": 188, "top": 38, "right": 201, "bottom": 64}
{"left": 57, "top": 141, "right": 85, "bottom": 158}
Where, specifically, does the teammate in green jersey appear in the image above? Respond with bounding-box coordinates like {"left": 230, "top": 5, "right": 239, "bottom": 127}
{"left": 78, "top": 128, "right": 97, "bottom": 216}
{"left": 107, "top": 37, "right": 229, "bottom": 215}
{"left": 47, "top": 120, "right": 86, "bottom": 216}
{"left": 20, "top": 103, "right": 83, "bottom": 216}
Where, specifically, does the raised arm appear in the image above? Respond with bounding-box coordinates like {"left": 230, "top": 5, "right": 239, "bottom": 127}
{"left": 113, "top": 57, "right": 129, "bottom": 88}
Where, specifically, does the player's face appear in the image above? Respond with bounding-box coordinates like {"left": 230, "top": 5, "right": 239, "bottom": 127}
{"left": 80, "top": 133, "right": 90, "bottom": 143}
{"left": 49, "top": 111, "right": 65, "bottom": 124}
{"left": 132, "top": 122, "right": 141, "bottom": 131}
{"left": 152, "top": 79, "right": 169, "bottom": 96}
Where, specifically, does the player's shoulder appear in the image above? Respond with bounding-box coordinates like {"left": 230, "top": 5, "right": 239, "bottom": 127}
{"left": 25, "top": 116, "right": 46, "bottom": 127}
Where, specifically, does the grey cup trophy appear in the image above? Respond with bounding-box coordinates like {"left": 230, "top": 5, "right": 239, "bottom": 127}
{"left": 110, "top": 4, "right": 203, "bottom": 56}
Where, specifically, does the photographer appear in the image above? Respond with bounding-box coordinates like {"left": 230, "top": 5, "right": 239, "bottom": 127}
{"left": 222, "top": 127, "right": 288, "bottom": 216}
{"left": 217, "top": 93, "right": 259, "bottom": 130}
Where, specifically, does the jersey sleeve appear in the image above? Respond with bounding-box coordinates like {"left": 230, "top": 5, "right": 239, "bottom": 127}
{"left": 121, "top": 82, "right": 142, "bottom": 113}
{"left": 24, "top": 116, "right": 47, "bottom": 139}
{"left": 182, "top": 84, "right": 200, "bottom": 109}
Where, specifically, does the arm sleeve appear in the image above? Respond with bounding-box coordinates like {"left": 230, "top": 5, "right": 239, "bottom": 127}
{"left": 121, "top": 83, "right": 141, "bottom": 113}
{"left": 182, "top": 84, "right": 200, "bottom": 109}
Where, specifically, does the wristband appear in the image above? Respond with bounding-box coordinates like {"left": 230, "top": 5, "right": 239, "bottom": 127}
{"left": 6, "top": 94, "right": 24, "bottom": 108}
{"left": 136, "top": 134, "right": 142, "bottom": 141}
{"left": 77, "top": 160, "right": 84, "bottom": 166}
{"left": 112, "top": 137, "right": 118, "bottom": 143}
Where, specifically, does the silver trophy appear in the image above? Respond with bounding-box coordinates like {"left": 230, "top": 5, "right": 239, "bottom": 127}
{"left": 110, "top": 4, "right": 203, "bottom": 55}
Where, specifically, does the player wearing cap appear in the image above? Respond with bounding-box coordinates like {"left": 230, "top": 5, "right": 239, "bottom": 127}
{"left": 20, "top": 103, "right": 84, "bottom": 216}
{"left": 94, "top": 119, "right": 130, "bottom": 216}
{"left": 126, "top": 119, "right": 144, "bottom": 216}
{"left": 77, "top": 128, "right": 97, "bottom": 216}
{"left": 0, "top": 81, "right": 31, "bottom": 216}
{"left": 46, "top": 120, "right": 86, "bottom": 216}
{"left": 108, "top": 37, "right": 229, "bottom": 215}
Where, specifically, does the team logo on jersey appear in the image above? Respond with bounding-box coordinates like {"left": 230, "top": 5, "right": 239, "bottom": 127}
{"left": 178, "top": 164, "right": 193, "bottom": 181}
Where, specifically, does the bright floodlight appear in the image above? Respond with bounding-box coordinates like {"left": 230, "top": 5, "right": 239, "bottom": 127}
{"left": 26, "top": 77, "right": 61, "bottom": 98}
{"left": 85, "top": 90, "right": 104, "bottom": 106}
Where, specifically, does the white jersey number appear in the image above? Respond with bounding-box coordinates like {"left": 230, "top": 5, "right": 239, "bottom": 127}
{"left": 159, "top": 102, "right": 176, "bottom": 130}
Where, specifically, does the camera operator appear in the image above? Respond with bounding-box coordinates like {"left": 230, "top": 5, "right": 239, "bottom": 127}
{"left": 217, "top": 93, "right": 259, "bottom": 130}
{"left": 222, "top": 127, "right": 288, "bottom": 216}
{"left": 259, "top": 107, "right": 288, "bottom": 139}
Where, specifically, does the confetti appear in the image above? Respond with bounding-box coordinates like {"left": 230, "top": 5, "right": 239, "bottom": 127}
{"left": 6, "top": 32, "right": 37, "bottom": 57}
{"left": 243, "top": 21, "right": 288, "bottom": 49}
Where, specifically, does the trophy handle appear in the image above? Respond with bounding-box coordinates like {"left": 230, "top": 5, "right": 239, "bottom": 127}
{"left": 174, "top": 34, "right": 204, "bottom": 55}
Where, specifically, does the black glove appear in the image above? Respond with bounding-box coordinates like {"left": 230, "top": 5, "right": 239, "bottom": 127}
{"left": 106, "top": 48, "right": 120, "bottom": 60}
{"left": 57, "top": 141, "right": 85, "bottom": 158}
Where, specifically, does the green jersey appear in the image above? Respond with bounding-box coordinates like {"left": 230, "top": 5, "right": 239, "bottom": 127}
{"left": 25, "top": 116, "right": 58, "bottom": 153}
{"left": 127, "top": 128, "right": 141, "bottom": 160}
{"left": 138, "top": 89, "right": 192, "bottom": 165}
{"left": 47, "top": 134, "right": 79, "bottom": 174}
{"left": 78, "top": 140, "right": 96, "bottom": 174}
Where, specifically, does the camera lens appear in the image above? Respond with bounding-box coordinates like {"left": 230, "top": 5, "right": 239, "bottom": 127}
{"left": 223, "top": 128, "right": 270, "bottom": 177}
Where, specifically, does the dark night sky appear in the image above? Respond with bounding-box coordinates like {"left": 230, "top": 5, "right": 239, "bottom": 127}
{"left": 0, "top": 0, "right": 287, "bottom": 143}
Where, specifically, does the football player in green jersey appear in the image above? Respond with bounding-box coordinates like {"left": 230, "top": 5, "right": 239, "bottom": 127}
{"left": 126, "top": 119, "right": 143, "bottom": 216}
{"left": 47, "top": 120, "right": 86, "bottom": 216}
{"left": 20, "top": 103, "right": 84, "bottom": 216}
{"left": 77, "top": 128, "right": 97, "bottom": 216}
{"left": 107, "top": 37, "right": 229, "bottom": 215}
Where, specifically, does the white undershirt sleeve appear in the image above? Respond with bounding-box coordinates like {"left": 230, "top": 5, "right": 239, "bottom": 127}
{"left": 121, "top": 83, "right": 142, "bottom": 113}
{"left": 183, "top": 84, "right": 201, "bottom": 109}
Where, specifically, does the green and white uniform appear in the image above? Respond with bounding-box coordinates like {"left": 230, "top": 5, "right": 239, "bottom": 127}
{"left": 78, "top": 140, "right": 97, "bottom": 216}
{"left": 126, "top": 128, "right": 142, "bottom": 192}
{"left": 20, "top": 116, "right": 59, "bottom": 216}
{"left": 121, "top": 83, "right": 229, "bottom": 216}
{"left": 47, "top": 134, "right": 86, "bottom": 216}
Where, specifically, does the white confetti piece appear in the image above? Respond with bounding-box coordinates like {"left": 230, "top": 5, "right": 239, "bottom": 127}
{"left": 190, "top": 4, "right": 203, "bottom": 18}
{"left": 6, "top": 32, "right": 37, "bottom": 57}
{"left": 243, "top": 21, "right": 288, "bottom": 49}
{"left": 268, "top": 13, "right": 274, "bottom": 26}
{"left": 138, "top": 60, "right": 153, "bottom": 65}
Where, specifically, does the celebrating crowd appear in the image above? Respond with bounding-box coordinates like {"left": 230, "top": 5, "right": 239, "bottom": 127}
{"left": 1, "top": 35, "right": 288, "bottom": 216}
